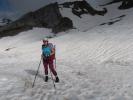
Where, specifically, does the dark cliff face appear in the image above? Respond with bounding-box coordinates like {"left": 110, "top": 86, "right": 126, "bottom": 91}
{"left": 52, "top": 17, "right": 73, "bottom": 33}
{"left": 14, "top": 2, "right": 63, "bottom": 28}
{"left": 0, "top": 2, "right": 68, "bottom": 38}
{"left": 33, "top": 2, "right": 62, "bottom": 28}
{"left": 60, "top": 0, "right": 107, "bottom": 18}
{"left": 0, "top": 2, "right": 74, "bottom": 38}
{"left": 119, "top": 0, "right": 133, "bottom": 9}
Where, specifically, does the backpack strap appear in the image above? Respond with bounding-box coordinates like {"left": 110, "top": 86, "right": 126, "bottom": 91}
{"left": 48, "top": 43, "right": 54, "bottom": 49}
{"left": 49, "top": 43, "right": 56, "bottom": 59}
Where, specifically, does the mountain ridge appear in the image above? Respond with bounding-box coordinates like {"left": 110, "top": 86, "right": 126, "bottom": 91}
{"left": 0, "top": 0, "right": 107, "bottom": 38}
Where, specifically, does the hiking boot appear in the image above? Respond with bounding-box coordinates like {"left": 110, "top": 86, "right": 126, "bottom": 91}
{"left": 44, "top": 76, "right": 48, "bottom": 82}
{"left": 55, "top": 76, "right": 59, "bottom": 83}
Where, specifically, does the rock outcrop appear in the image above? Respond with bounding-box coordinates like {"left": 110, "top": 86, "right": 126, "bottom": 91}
{"left": 60, "top": 0, "right": 107, "bottom": 18}
{"left": 119, "top": 0, "right": 133, "bottom": 9}
{"left": 52, "top": 17, "right": 73, "bottom": 33}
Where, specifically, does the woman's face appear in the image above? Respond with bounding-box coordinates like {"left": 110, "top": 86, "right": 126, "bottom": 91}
{"left": 43, "top": 41, "right": 48, "bottom": 45}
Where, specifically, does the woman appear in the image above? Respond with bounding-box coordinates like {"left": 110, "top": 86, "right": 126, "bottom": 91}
{"left": 42, "top": 39, "right": 59, "bottom": 82}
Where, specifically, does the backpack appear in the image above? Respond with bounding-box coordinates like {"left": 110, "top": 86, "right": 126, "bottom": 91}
{"left": 42, "top": 43, "right": 55, "bottom": 58}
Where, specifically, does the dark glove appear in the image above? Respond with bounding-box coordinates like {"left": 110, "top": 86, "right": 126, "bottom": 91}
{"left": 45, "top": 55, "right": 50, "bottom": 58}
{"left": 42, "top": 54, "right": 50, "bottom": 59}
{"left": 44, "top": 53, "right": 50, "bottom": 58}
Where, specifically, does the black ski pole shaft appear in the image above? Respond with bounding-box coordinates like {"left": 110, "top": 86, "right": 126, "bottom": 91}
{"left": 32, "top": 57, "right": 42, "bottom": 88}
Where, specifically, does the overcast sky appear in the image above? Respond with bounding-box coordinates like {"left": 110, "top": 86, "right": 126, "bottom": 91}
{"left": 0, "top": 0, "right": 111, "bottom": 19}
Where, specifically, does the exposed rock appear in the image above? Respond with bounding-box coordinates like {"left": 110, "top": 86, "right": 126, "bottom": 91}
{"left": 60, "top": 0, "right": 107, "bottom": 18}
{"left": 14, "top": 2, "right": 63, "bottom": 28}
{"left": 33, "top": 2, "right": 62, "bottom": 28}
{"left": 52, "top": 17, "right": 73, "bottom": 33}
{"left": 119, "top": 0, "right": 133, "bottom": 9}
{"left": 0, "top": 25, "right": 32, "bottom": 38}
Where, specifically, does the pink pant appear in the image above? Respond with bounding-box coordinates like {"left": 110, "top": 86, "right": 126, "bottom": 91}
{"left": 43, "top": 58, "right": 57, "bottom": 76}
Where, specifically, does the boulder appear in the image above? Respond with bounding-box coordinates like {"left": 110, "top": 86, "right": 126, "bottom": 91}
{"left": 52, "top": 17, "right": 73, "bottom": 33}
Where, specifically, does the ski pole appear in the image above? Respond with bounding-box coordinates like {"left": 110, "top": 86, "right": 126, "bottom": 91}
{"left": 32, "top": 57, "right": 42, "bottom": 88}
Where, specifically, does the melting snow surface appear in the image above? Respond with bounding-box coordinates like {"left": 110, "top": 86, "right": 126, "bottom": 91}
{"left": 0, "top": 3, "right": 133, "bottom": 100}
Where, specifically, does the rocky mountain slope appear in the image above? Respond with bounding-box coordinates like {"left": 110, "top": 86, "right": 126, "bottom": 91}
{"left": 0, "top": 3, "right": 133, "bottom": 100}
{"left": 0, "top": 0, "right": 107, "bottom": 38}
{"left": 0, "top": 0, "right": 133, "bottom": 38}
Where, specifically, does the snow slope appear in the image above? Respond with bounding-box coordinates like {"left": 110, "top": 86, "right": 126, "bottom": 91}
{"left": 59, "top": 2, "right": 132, "bottom": 32}
{"left": 0, "top": 2, "right": 133, "bottom": 100}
